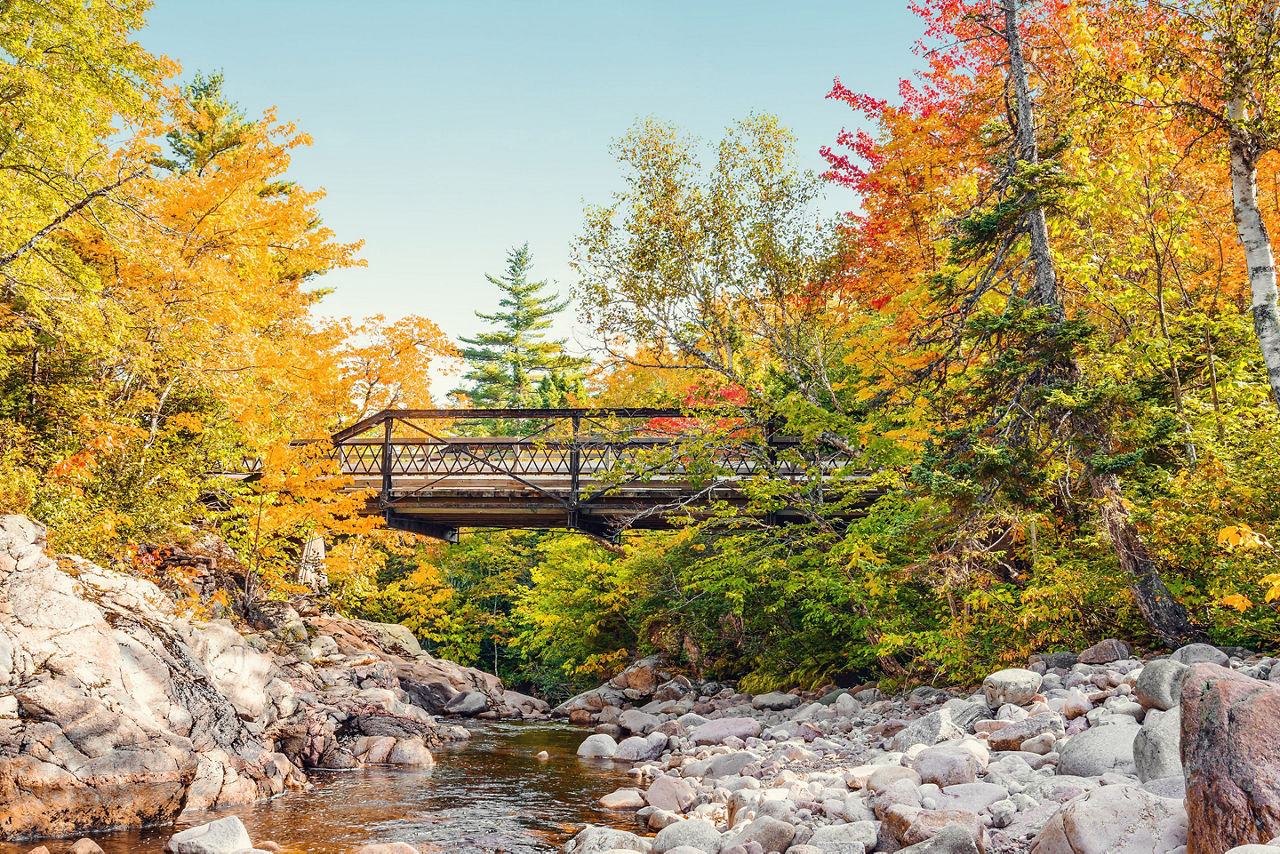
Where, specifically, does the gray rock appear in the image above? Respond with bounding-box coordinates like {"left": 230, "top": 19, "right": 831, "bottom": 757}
{"left": 894, "top": 708, "right": 966, "bottom": 751}
{"left": 913, "top": 745, "right": 979, "bottom": 787}
{"left": 615, "top": 733, "right": 667, "bottom": 762}
{"left": 1056, "top": 721, "right": 1141, "bottom": 778}
{"left": 988, "top": 712, "right": 1065, "bottom": 752}
{"left": 807, "top": 821, "right": 878, "bottom": 854}
{"left": 1032, "top": 651, "right": 1079, "bottom": 670}
{"left": 934, "top": 781, "right": 1009, "bottom": 814}
{"left": 654, "top": 818, "right": 723, "bottom": 853}
{"left": 677, "top": 712, "right": 710, "bottom": 729}
{"left": 577, "top": 733, "right": 619, "bottom": 758}
{"left": 707, "top": 750, "right": 757, "bottom": 778}
{"left": 564, "top": 825, "right": 651, "bottom": 854}
{"left": 620, "top": 708, "right": 663, "bottom": 735}
{"left": 600, "top": 787, "right": 647, "bottom": 810}
{"left": 1133, "top": 707, "right": 1180, "bottom": 782}
{"left": 1171, "top": 642, "right": 1230, "bottom": 667}
{"left": 941, "top": 699, "right": 988, "bottom": 732}
{"left": 165, "top": 817, "right": 252, "bottom": 854}
{"left": 443, "top": 689, "right": 488, "bottom": 716}
{"left": 1134, "top": 659, "right": 1189, "bottom": 711}
{"left": 983, "top": 669, "right": 1043, "bottom": 707}
{"left": 724, "top": 815, "right": 795, "bottom": 853}
{"left": 1029, "top": 784, "right": 1186, "bottom": 853}
{"left": 896, "top": 825, "right": 981, "bottom": 854}
{"left": 689, "top": 717, "right": 761, "bottom": 745}
{"left": 752, "top": 692, "right": 801, "bottom": 711}
{"left": 647, "top": 774, "right": 696, "bottom": 812}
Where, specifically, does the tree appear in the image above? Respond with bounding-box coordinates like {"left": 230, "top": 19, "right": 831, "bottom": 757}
{"left": 455, "top": 243, "right": 583, "bottom": 411}
{"left": 1112, "top": 1, "right": 1280, "bottom": 410}
{"left": 872, "top": 0, "right": 1203, "bottom": 646}
{"left": 159, "top": 72, "right": 251, "bottom": 175}
{"left": 337, "top": 314, "right": 458, "bottom": 420}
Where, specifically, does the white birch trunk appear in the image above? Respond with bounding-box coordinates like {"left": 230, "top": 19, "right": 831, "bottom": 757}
{"left": 1227, "top": 100, "right": 1280, "bottom": 410}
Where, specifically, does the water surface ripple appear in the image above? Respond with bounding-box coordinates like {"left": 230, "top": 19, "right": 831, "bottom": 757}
{"left": 1, "top": 721, "right": 637, "bottom": 854}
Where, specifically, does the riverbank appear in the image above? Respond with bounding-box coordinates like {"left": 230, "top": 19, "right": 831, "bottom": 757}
{"left": 557, "top": 645, "right": 1280, "bottom": 853}
{"left": 0, "top": 515, "right": 548, "bottom": 844}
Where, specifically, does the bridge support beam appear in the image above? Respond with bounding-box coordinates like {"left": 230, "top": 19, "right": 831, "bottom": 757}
{"left": 383, "top": 511, "right": 459, "bottom": 543}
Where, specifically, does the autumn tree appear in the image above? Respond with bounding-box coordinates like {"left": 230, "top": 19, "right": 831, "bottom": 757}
{"left": 337, "top": 314, "right": 458, "bottom": 420}
{"left": 1115, "top": 0, "right": 1280, "bottom": 410}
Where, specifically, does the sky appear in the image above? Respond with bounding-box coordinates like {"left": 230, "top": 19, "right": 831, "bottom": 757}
{"left": 141, "top": 1, "right": 925, "bottom": 353}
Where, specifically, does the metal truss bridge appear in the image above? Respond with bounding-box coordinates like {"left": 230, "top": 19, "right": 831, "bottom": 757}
{"left": 240, "top": 408, "right": 869, "bottom": 542}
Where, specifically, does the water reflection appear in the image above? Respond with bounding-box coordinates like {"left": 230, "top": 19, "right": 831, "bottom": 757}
{"left": 0, "top": 722, "right": 640, "bottom": 854}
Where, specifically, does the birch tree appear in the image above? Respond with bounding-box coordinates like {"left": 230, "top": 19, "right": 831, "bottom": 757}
{"left": 1123, "top": 0, "right": 1280, "bottom": 409}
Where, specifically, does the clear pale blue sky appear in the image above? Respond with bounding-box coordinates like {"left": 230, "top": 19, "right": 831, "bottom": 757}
{"left": 141, "top": 2, "right": 923, "bottom": 350}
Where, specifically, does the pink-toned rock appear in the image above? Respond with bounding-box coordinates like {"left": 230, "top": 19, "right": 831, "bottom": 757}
{"left": 1078, "top": 639, "right": 1131, "bottom": 665}
{"left": 892, "top": 807, "right": 986, "bottom": 851}
{"left": 1182, "top": 663, "right": 1280, "bottom": 854}
{"left": 647, "top": 774, "right": 696, "bottom": 812}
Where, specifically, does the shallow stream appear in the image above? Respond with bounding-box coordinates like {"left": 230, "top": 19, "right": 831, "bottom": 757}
{"left": 2, "top": 722, "right": 636, "bottom": 854}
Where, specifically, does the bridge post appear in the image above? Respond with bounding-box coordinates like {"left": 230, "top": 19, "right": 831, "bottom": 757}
{"left": 568, "top": 415, "right": 581, "bottom": 530}
{"left": 380, "top": 416, "right": 393, "bottom": 505}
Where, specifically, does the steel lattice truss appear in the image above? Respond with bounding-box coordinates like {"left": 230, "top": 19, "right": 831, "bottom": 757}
{"left": 225, "top": 408, "right": 869, "bottom": 542}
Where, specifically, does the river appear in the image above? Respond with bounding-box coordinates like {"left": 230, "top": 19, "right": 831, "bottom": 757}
{"left": 1, "top": 722, "right": 637, "bottom": 854}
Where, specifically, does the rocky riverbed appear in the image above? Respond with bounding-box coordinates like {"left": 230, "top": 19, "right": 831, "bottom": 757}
{"left": 0, "top": 514, "right": 548, "bottom": 845}
{"left": 6, "top": 509, "right": 1280, "bottom": 854}
{"left": 555, "top": 648, "right": 1280, "bottom": 854}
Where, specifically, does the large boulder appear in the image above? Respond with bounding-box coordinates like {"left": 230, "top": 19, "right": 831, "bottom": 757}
{"left": 1133, "top": 707, "right": 1180, "bottom": 783}
{"left": 1056, "top": 721, "right": 1140, "bottom": 777}
{"left": 1078, "top": 639, "right": 1131, "bottom": 665}
{"left": 183, "top": 620, "right": 274, "bottom": 722}
{"left": 1134, "top": 659, "right": 1189, "bottom": 712}
{"left": 577, "top": 733, "right": 619, "bottom": 758}
{"left": 564, "top": 825, "right": 651, "bottom": 854}
{"left": 0, "top": 517, "right": 211, "bottom": 838}
{"left": 443, "top": 690, "right": 489, "bottom": 717}
{"left": 982, "top": 669, "right": 1043, "bottom": 707}
{"left": 689, "top": 717, "right": 761, "bottom": 745}
{"left": 0, "top": 514, "right": 491, "bottom": 841}
{"left": 1030, "top": 785, "right": 1186, "bottom": 853}
{"left": 653, "top": 818, "right": 723, "bottom": 854}
{"left": 1171, "top": 643, "right": 1229, "bottom": 668}
{"left": 647, "top": 774, "right": 696, "bottom": 812}
{"left": 1182, "top": 663, "right": 1280, "bottom": 853}
{"left": 165, "top": 816, "right": 252, "bottom": 853}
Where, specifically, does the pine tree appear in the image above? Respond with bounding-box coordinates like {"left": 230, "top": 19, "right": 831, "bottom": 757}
{"left": 456, "top": 244, "right": 585, "bottom": 410}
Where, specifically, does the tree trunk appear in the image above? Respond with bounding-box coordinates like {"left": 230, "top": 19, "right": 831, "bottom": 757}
{"left": 1002, "top": 0, "right": 1203, "bottom": 647}
{"left": 1087, "top": 467, "right": 1204, "bottom": 646}
{"left": 1226, "top": 109, "right": 1280, "bottom": 410}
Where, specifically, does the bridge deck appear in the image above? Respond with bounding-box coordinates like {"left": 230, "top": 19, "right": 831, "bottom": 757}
{"left": 236, "top": 408, "right": 867, "bottom": 541}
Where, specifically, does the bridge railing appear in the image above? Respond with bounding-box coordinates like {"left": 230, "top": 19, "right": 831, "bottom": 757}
{"left": 219, "top": 407, "right": 865, "bottom": 538}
